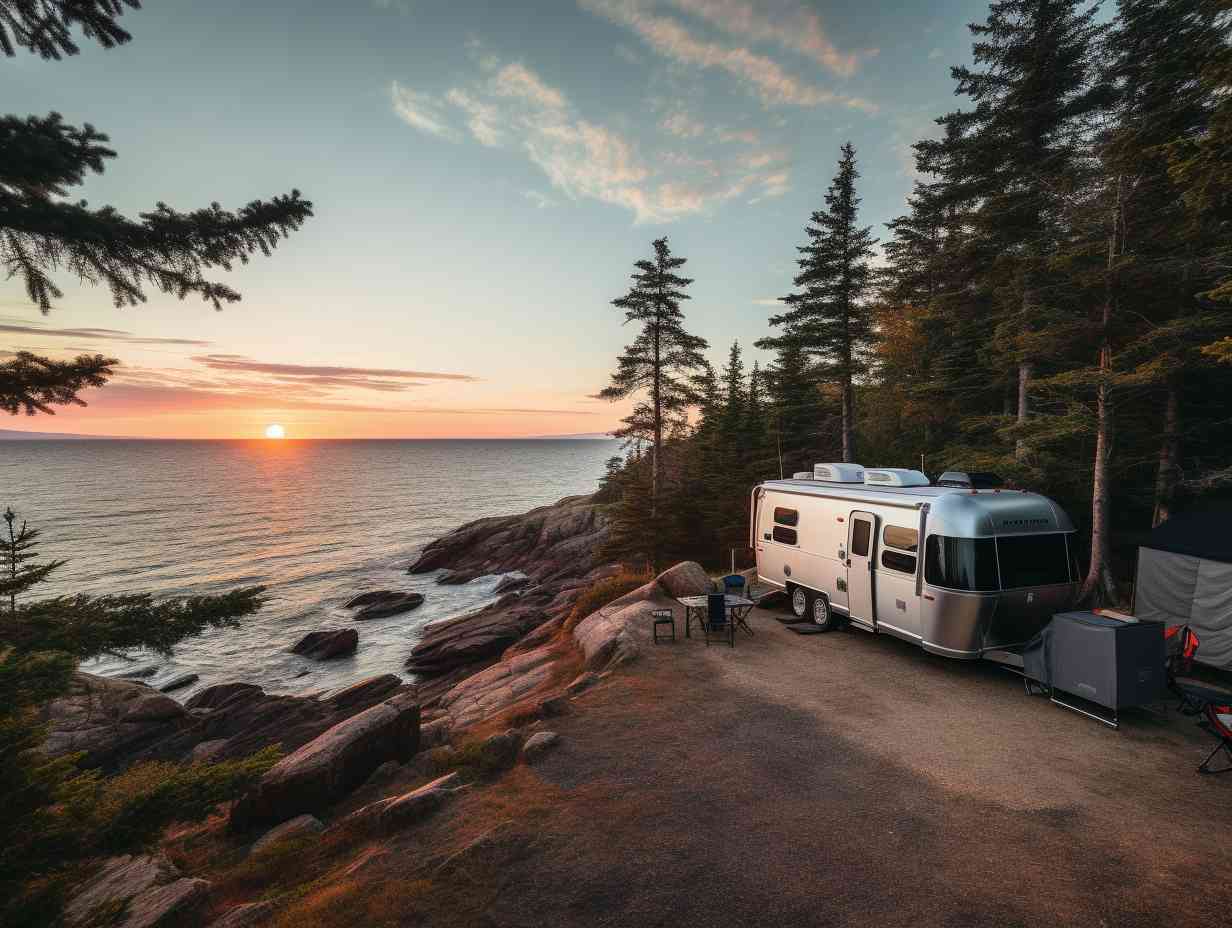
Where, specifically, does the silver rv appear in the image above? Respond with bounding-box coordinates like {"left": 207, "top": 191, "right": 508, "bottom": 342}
{"left": 751, "top": 464, "right": 1080, "bottom": 659}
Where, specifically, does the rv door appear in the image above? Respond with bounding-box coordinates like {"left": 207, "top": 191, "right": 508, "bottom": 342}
{"left": 847, "top": 511, "right": 877, "bottom": 625}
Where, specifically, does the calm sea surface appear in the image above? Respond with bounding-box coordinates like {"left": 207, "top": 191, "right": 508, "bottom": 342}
{"left": 1, "top": 439, "right": 618, "bottom": 698}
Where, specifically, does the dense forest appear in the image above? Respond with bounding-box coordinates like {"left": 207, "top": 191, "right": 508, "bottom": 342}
{"left": 599, "top": 0, "right": 1232, "bottom": 603}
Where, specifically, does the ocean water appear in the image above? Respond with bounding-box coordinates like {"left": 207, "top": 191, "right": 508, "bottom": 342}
{"left": 1, "top": 439, "right": 618, "bottom": 698}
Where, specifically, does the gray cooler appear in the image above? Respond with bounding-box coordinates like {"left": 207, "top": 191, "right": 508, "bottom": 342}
{"left": 1023, "top": 611, "right": 1165, "bottom": 725}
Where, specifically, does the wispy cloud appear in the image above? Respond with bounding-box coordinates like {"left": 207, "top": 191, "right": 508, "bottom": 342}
{"left": 391, "top": 82, "right": 460, "bottom": 141}
{"left": 0, "top": 323, "right": 211, "bottom": 347}
{"left": 578, "top": 0, "right": 877, "bottom": 111}
{"left": 927, "top": 48, "right": 943, "bottom": 61}
{"left": 664, "top": 0, "right": 869, "bottom": 77}
{"left": 189, "top": 355, "right": 477, "bottom": 392}
{"left": 389, "top": 55, "right": 792, "bottom": 222}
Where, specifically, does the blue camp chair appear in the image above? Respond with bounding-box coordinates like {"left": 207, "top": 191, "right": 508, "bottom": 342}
{"left": 705, "top": 592, "right": 734, "bottom": 648}
{"left": 720, "top": 573, "right": 746, "bottom": 597}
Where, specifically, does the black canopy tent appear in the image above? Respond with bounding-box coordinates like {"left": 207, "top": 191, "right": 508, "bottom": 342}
{"left": 1134, "top": 501, "right": 1232, "bottom": 671}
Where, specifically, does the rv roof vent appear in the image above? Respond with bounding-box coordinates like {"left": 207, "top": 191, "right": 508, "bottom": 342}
{"left": 791, "top": 471, "right": 814, "bottom": 480}
{"left": 813, "top": 462, "right": 865, "bottom": 483}
{"left": 863, "top": 468, "right": 930, "bottom": 488}
{"left": 936, "top": 471, "right": 1004, "bottom": 489}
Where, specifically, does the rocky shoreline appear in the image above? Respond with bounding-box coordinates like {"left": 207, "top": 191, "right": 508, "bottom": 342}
{"left": 42, "top": 493, "right": 716, "bottom": 926}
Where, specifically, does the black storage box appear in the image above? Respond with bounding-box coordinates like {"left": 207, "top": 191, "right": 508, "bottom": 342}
{"left": 1023, "top": 611, "right": 1165, "bottom": 713}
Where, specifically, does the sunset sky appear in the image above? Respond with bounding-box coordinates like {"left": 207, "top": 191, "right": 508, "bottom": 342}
{"left": 2, "top": 0, "right": 989, "bottom": 439}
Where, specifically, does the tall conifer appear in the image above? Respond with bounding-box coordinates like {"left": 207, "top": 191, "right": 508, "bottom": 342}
{"left": 765, "top": 143, "right": 877, "bottom": 462}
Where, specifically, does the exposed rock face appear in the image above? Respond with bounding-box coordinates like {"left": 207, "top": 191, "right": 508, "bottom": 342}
{"left": 65, "top": 853, "right": 209, "bottom": 928}
{"left": 408, "top": 494, "right": 607, "bottom": 583}
{"left": 346, "top": 590, "right": 425, "bottom": 620}
{"left": 323, "top": 674, "right": 401, "bottom": 710}
{"left": 229, "top": 692, "right": 421, "bottom": 831}
{"left": 655, "top": 560, "right": 713, "bottom": 598}
{"left": 291, "top": 628, "right": 359, "bottom": 660}
{"left": 39, "top": 674, "right": 191, "bottom": 769}
{"left": 521, "top": 731, "right": 560, "bottom": 762}
{"left": 345, "top": 772, "right": 463, "bottom": 833}
{"left": 206, "top": 901, "right": 276, "bottom": 928}
{"left": 401, "top": 495, "right": 613, "bottom": 682}
{"left": 250, "top": 814, "right": 324, "bottom": 855}
{"left": 433, "top": 647, "right": 560, "bottom": 729}
{"left": 40, "top": 672, "right": 413, "bottom": 774}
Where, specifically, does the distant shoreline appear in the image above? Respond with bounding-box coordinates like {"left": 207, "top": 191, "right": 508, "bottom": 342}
{"left": 0, "top": 430, "right": 616, "bottom": 442}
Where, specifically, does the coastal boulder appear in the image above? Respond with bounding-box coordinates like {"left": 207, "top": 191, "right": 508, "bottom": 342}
{"left": 324, "top": 674, "right": 401, "bottom": 710}
{"left": 346, "top": 772, "right": 462, "bottom": 833}
{"left": 291, "top": 628, "right": 358, "bottom": 660}
{"left": 39, "top": 673, "right": 190, "bottom": 769}
{"left": 64, "top": 853, "right": 209, "bottom": 928}
{"left": 250, "top": 814, "right": 324, "bottom": 856}
{"left": 521, "top": 731, "right": 560, "bottom": 762}
{"left": 186, "top": 682, "right": 264, "bottom": 711}
{"left": 346, "top": 590, "right": 425, "bottom": 620}
{"left": 229, "top": 692, "right": 421, "bottom": 831}
{"left": 654, "top": 561, "right": 712, "bottom": 598}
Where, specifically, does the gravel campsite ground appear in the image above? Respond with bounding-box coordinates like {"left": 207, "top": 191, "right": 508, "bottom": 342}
{"left": 394, "top": 604, "right": 1232, "bottom": 928}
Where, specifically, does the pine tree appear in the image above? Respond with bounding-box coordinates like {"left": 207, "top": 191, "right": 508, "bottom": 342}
{"left": 942, "top": 0, "right": 1108, "bottom": 463}
{"left": 1, "top": 507, "right": 272, "bottom": 917}
{"left": 599, "top": 237, "right": 709, "bottom": 530}
{"left": 764, "top": 143, "right": 877, "bottom": 462}
{"left": 1, "top": 4, "right": 312, "bottom": 416}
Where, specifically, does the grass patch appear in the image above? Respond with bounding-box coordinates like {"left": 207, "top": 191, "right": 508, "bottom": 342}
{"left": 564, "top": 570, "right": 651, "bottom": 633}
{"left": 423, "top": 739, "right": 513, "bottom": 782}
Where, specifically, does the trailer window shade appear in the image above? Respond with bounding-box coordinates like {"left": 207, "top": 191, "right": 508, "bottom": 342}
{"left": 772, "top": 526, "right": 798, "bottom": 545}
{"left": 925, "top": 536, "right": 999, "bottom": 592}
{"left": 773, "top": 507, "right": 799, "bottom": 527}
{"left": 881, "top": 550, "right": 917, "bottom": 574}
{"left": 851, "top": 520, "right": 871, "bottom": 557}
{"left": 883, "top": 526, "right": 919, "bottom": 552}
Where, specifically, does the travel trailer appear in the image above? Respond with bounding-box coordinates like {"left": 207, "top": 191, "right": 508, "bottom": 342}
{"left": 751, "top": 464, "right": 1080, "bottom": 659}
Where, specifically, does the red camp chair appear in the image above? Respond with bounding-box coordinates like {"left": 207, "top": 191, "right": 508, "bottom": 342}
{"left": 1165, "top": 625, "right": 1205, "bottom": 714}
{"left": 1198, "top": 703, "right": 1232, "bottom": 775}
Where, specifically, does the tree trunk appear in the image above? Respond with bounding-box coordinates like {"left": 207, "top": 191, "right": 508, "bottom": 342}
{"left": 840, "top": 377, "right": 855, "bottom": 463}
{"left": 1015, "top": 362, "right": 1032, "bottom": 462}
{"left": 1081, "top": 355, "right": 1112, "bottom": 604}
{"left": 1152, "top": 381, "right": 1180, "bottom": 527}
{"left": 1083, "top": 177, "right": 1123, "bottom": 605}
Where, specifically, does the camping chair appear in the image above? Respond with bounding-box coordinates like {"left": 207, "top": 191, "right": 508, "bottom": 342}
{"left": 720, "top": 573, "right": 746, "bottom": 597}
{"left": 704, "top": 592, "right": 735, "bottom": 648}
{"left": 1165, "top": 625, "right": 1216, "bottom": 715}
{"left": 1198, "top": 702, "right": 1232, "bottom": 775}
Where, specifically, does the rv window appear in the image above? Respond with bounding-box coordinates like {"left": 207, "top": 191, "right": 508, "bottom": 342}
{"left": 996, "top": 534, "right": 1072, "bottom": 588}
{"left": 883, "top": 525, "right": 918, "bottom": 552}
{"left": 925, "top": 536, "right": 999, "bottom": 592}
{"left": 881, "top": 550, "right": 917, "bottom": 574}
{"left": 851, "top": 520, "right": 871, "bottom": 557}
{"left": 773, "top": 507, "right": 799, "bottom": 527}
{"left": 772, "top": 526, "right": 798, "bottom": 545}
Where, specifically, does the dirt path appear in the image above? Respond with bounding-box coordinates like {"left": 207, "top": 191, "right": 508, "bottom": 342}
{"left": 387, "top": 608, "right": 1232, "bottom": 927}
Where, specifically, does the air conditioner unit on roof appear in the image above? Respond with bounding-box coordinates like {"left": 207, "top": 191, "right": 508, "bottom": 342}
{"left": 813, "top": 463, "right": 865, "bottom": 483}
{"left": 863, "top": 468, "right": 930, "bottom": 487}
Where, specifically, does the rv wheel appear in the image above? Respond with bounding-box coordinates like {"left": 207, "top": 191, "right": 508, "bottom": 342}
{"left": 790, "top": 586, "right": 809, "bottom": 619}
{"left": 811, "top": 594, "right": 835, "bottom": 630}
